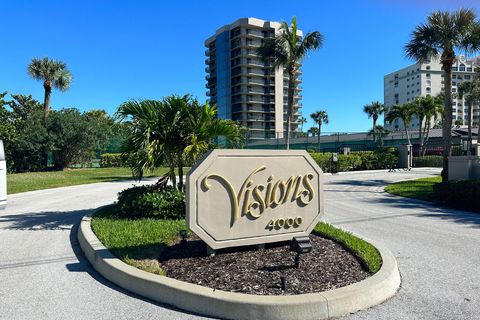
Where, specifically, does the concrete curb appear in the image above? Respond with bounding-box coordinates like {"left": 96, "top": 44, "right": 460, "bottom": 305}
{"left": 78, "top": 215, "right": 401, "bottom": 320}
{"left": 323, "top": 167, "right": 440, "bottom": 176}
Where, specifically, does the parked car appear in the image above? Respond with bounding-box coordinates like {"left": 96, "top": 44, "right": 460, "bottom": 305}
{"left": 0, "top": 140, "right": 6, "bottom": 209}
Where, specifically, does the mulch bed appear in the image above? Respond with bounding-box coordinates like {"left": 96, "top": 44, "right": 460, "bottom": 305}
{"left": 160, "top": 234, "right": 371, "bottom": 295}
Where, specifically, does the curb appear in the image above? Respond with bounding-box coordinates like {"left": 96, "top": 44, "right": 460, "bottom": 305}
{"left": 78, "top": 214, "right": 401, "bottom": 320}
{"left": 323, "top": 167, "right": 440, "bottom": 176}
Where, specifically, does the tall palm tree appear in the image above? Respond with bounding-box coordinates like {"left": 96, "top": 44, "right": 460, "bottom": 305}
{"left": 116, "top": 95, "right": 245, "bottom": 191}
{"left": 310, "top": 110, "right": 329, "bottom": 151}
{"left": 257, "top": 17, "right": 323, "bottom": 149}
{"left": 27, "top": 57, "right": 72, "bottom": 118}
{"left": 386, "top": 103, "right": 415, "bottom": 145}
{"left": 458, "top": 78, "right": 480, "bottom": 155}
{"left": 363, "top": 101, "right": 385, "bottom": 142}
{"left": 405, "top": 8, "right": 480, "bottom": 181}
{"left": 299, "top": 116, "right": 307, "bottom": 133}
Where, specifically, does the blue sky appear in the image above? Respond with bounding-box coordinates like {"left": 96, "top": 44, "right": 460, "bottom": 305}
{"left": 1, "top": 0, "right": 478, "bottom": 132}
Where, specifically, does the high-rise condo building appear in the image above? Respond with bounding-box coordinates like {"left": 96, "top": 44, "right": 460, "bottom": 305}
{"left": 205, "top": 18, "right": 303, "bottom": 141}
{"left": 384, "top": 55, "right": 478, "bottom": 131}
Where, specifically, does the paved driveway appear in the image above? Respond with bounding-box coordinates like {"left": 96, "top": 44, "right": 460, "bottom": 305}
{"left": 0, "top": 168, "right": 478, "bottom": 319}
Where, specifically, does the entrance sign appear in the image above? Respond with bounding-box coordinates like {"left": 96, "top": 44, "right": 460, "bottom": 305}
{"left": 186, "top": 150, "right": 324, "bottom": 249}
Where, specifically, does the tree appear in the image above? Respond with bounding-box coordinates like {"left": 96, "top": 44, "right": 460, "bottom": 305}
{"left": 47, "top": 108, "right": 97, "bottom": 169}
{"left": 27, "top": 57, "right": 72, "bottom": 118}
{"left": 386, "top": 103, "right": 415, "bottom": 145}
{"left": 257, "top": 17, "right": 323, "bottom": 149}
{"left": 368, "top": 125, "right": 389, "bottom": 147}
{"left": 117, "top": 95, "right": 245, "bottom": 191}
{"left": 411, "top": 96, "right": 444, "bottom": 155}
{"left": 84, "top": 109, "right": 116, "bottom": 155}
{"left": 298, "top": 116, "right": 307, "bottom": 132}
{"left": 310, "top": 110, "right": 329, "bottom": 151}
{"left": 307, "top": 127, "right": 319, "bottom": 137}
{"left": 458, "top": 78, "right": 480, "bottom": 155}
{"left": 405, "top": 8, "right": 480, "bottom": 181}
{"left": 363, "top": 101, "right": 385, "bottom": 142}
{"left": 0, "top": 93, "right": 48, "bottom": 172}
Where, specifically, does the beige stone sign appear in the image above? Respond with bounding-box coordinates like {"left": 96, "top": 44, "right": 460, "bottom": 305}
{"left": 186, "top": 149, "right": 324, "bottom": 250}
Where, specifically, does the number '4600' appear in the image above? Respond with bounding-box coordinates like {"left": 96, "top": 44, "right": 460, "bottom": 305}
{"left": 267, "top": 216, "right": 303, "bottom": 229}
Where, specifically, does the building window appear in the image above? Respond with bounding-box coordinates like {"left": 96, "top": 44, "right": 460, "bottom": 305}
{"left": 460, "top": 64, "right": 466, "bottom": 71}
{"left": 465, "top": 75, "right": 471, "bottom": 80}
{"left": 426, "top": 74, "right": 431, "bottom": 79}
{"left": 426, "top": 80, "right": 431, "bottom": 86}
{"left": 452, "top": 81, "right": 457, "bottom": 86}
{"left": 426, "top": 87, "right": 431, "bottom": 93}
{"left": 467, "top": 67, "right": 473, "bottom": 72}
{"left": 426, "top": 66, "right": 431, "bottom": 70}
{"left": 452, "top": 88, "right": 457, "bottom": 93}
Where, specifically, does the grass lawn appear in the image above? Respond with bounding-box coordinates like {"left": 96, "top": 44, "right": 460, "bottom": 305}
{"left": 91, "top": 205, "right": 382, "bottom": 275}
{"left": 91, "top": 205, "right": 187, "bottom": 275}
{"left": 313, "top": 223, "right": 381, "bottom": 273}
{"left": 7, "top": 167, "right": 171, "bottom": 194}
{"left": 384, "top": 176, "right": 441, "bottom": 201}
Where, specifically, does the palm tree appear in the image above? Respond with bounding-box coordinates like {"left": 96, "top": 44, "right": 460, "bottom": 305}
{"left": 363, "top": 101, "right": 385, "bottom": 142}
{"left": 299, "top": 116, "right": 307, "bottom": 133}
{"left": 257, "top": 17, "right": 323, "bottom": 149}
{"left": 412, "top": 96, "right": 444, "bottom": 155}
{"left": 368, "top": 125, "right": 389, "bottom": 147}
{"left": 386, "top": 103, "right": 415, "bottom": 145}
{"left": 307, "top": 127, "right": 319, "bottom": 137}
{"left": 116, "top": 95, "right": 245, "bottom": 191}
{"left": 458, "top": 78, "right": 480, "bottom": 155}
{"left": 27, "top": 57, "right": 72, "bottom": 118}
{"left": 405, "top": 8, "right": 480, "bottom": 181}
{"left": 310, "top": 110, "right": 329, "bottom": 151}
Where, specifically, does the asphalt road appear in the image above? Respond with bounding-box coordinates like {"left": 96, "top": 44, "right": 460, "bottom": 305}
{"left": 1, "top": 168, "right": 479, "bottom": 320}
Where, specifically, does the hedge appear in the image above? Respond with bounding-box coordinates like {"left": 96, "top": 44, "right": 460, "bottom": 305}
{"left": 413, "top": 156, "right": 443, "bottom": 167}
{"left": 309, "top": 148, "right": 398, "bottom": 173}
{"left": 434, "top": 180, "right": 480, "bottom": 212}
{"left": 100, "top": 153, "right": 127, "bottom": 167}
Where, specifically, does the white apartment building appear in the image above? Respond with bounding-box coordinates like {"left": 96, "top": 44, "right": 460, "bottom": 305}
{"left": 384, "top": 55, "right": 478, "bottom": 131}
{"left": 205, "top": 18, "right": 303, "bottom": 141}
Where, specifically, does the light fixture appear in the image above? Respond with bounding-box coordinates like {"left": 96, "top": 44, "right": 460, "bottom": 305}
{"left": 290, "top": 236, "right": 312, "bottom": 268}
{"left": 179, "top": 230, "right": 187, "bottom": 246}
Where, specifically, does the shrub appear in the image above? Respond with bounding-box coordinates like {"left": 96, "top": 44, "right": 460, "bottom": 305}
{"left": 413, "top": 156, "right": 443, "bottom": 167}
{"left": 309, "top": 148, "right": 398, "bottom": 173}
{"left": 116, "top": 185, "right": 185, "bottom": 219}
{"left": 100, "top": 153, "right": 127, "bottom": 167}
{"left": 434, "top": 180, "right": 480, "bottom": 212}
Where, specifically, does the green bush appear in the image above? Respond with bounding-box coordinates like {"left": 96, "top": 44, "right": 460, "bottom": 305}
{"left": 116, "top": 185, "right": 185, "bottom": 219}
{"left": 434, "top": 180, "right": 480, "bottom": 212}
{"left": 100, "top": 153, "right": 127, "bottom": 167}
{"left": 413, "top": 156, "right": 443, "bottom": 167}
{"left": 309, "top": 148, "right": 398, "bottom": 173}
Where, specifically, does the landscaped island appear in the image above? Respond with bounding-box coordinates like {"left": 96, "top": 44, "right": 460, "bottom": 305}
{"left": 91, "top": 201, "right": 382, "bottom": 295}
